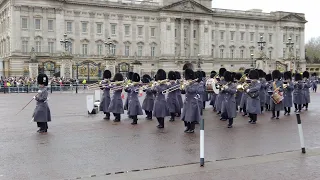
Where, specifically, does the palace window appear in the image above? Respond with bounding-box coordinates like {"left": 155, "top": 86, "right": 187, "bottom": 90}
{"left": 193, "top": 30, "right": 196, "bottom": 39}
{"left": 138, "top": 26, "right": 143, "bottom": 36}
{"left": 48, "top": 20, "right": 54, "bottom": 31}
{"left": 230, "top": 49, "right": 234, "bottom": 59}
{"left": 66, "top": 22, "right": 72, "bottom": 33}
{"left": 22, "top": 41, "right": 28, "bottom": 53}
{"left": 97, "top": 23, "right": 102, "bottom": 34}
{"left": 110, "top": 44, "right": 116, "bottom": 55}
{"left": 250, "top": 33, "right": 254, "bottom": 41}
{"left": 269, "top": 51, "right": 272, "bottom": 60}
{"left": 175, "top": 29, "right": 177, "bottom": 38}
{"left": 220, "top": 31, "right": 224, "bottom": 40}
{"left": 82, "top": 22, "right": 88, "bottom": 33}
{"left": 35, "top": 19, "right": 41, "bottom": 30}
{"left": 125, "top": 45, "right": 130, "bottom": 56}
{"left": 21, "top": 18, "right": 28, "bottom": 29}
{"left": 82, "top": 44, "right": 88, "bottom": 55}
{"left": 283, "top": 48, "right": 286, "bottom": 58}
{"left": 269, "top": 34, "right": 272, "bottom": 43}
{"left": 250, "top": 50, "right": 254, "bottom": 57}
{"left": 97, "top": 44, "right": 102, "bottom": 55}
{"left": 230, "top": 31, "right": 235, "bottom": 41}
{"left": 240, "top": 32, "right": 244, "bottom": 41}
{"left": 138, "top": 46, "right": 143, "bottom": 56}
{"left": 220, "top": 49, "right": 224, "bottom": 58}
{"left": 211, "top": 48, "right": 214, "bottom": 57}
{"left": 151, "top": 46, "right": 155, "bottom": 57}
{"left": 67, "top": 42, "right": 73, "bottom": 54}
{"left": 240, "top": 50, "right": 244, "bottom": 59}
{"left": 35, "top": 41, "right": 41, "bottom": 52}
{"left": 48, "top": 42, "right": 54, "bottom": 53}
{"left": 151, "top": 27, "right": 156, "bottom": 37}
{"left": 184, "top": 29, "right": 187, "bottom": 38}
{"left": 124, "top": 25, "right": 130, "bottom": 36}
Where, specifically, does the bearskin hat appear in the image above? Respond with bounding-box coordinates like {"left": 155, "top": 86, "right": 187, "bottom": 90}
{"left": 295, "top": 73, "right": 302, "bottom": 81}
{"left": 235, "top": 73, "right": 242, "bottom": 80}
{"left": 168, "top": 71, "right": 177, "bottom": 80}
{"left": 155, "top": 69, "right": 166, "bottom": 81}
{"left": 249, "top": 69, "right": 259, "bottom": 80}
{"left": 258, "top": 69, "right": 265, "bottom": 78}
{"left": 142, "top": 74, "right": 152, "bottom": 83}
{"left": 223, "top": 71, "right": 233, "bottom": 82}
{"left": 184, "top": 68, "right": 195, "bottom": 80}
{"left": 127, "top": 72, "right": 134, "bottom": 80}
{"left": 210, "top": 71, "right": 217, "bottom": 78}
{"left": 113, "top": 73, "right": 124, "bottom": 82}
{"left": 219, "top": 68, "right": 226, "bottom": 77}
{"left": 266, "top": 74, "right": 272, "bottom": 81}
{"left": 103, "top": 70, "right": 111, "bottom": 79}
{"left": 272, "top": 70, "right": 281, "bottom": 80}
{"left": 37, "top": 74, "right": 49, "bottom": 86}
{"left": 195, "top": 70, "right": 203, "bottom": 82}
{"left": 211, "top": 70, "right": 216, "bottom": 75}
{"left": 312, "top": 72, "right": 317, "bottom": 76}
{"left": 244, "top": 69, "right": 251, "bottom": 76}
{"left": 183, "top": 62, "right": 194, "bottom": 71}
{"left": 201, "top": 71, "right": 206, "bottom": 78}
{"left": 132, "top": 73, "right": 140, "bottom": 82}
{"left": 175, "top": 71, "right": 181, "bottom": 79}
{"left": 283, "top": 71, "right": 292, "bottom": 80}
{"left": 303, "top": 71, "right": 310, "bottom": 78}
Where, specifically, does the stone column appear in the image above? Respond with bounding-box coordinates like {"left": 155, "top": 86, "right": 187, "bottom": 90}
{"left": 0, "top": 58, "right": 3, "bottom": 77}
{"left": 199, "top": 20, "right": 205, "bottom": 56}
{"left": 170, "top": 18, "right": 176, "bottom": 55}
{"left": 180, "top": 18, "right": 185, "bottom": 56}
{"left": 29, "top": 63, "right": 39, "bottom": 79}
{"left": 204, "top": 20, "right": 210, "bottom": 56}
{"left": 300, "top": 27, "right": 305, "bottom": 60}
{"left": 60, "top": 59, "right": 73, "bottom": 79}
{"left": 189, "top": 19, "right": 194, "bottom": 57}
{"left": 160, "top": 17, "right": 167, "bottom": 56}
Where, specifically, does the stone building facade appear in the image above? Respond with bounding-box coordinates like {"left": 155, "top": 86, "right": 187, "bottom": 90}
{"left": 0, "top": 0, "right": 307, "bottom": 80}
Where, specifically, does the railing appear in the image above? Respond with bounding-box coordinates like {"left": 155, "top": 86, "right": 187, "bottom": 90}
{"left": 0, "top": 84, "right": 93, "bottom": 94}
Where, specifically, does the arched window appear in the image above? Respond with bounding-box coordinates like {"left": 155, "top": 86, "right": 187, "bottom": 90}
{"left": 150, "top": 42, "right": 157, "bottom": 57}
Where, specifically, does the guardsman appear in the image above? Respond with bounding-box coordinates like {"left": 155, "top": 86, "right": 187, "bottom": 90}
{"left": 311, "top": 73, "right": 318, "bottom": 93}
{"left": 201, "top": 71, "right": 208, "bottom": 109}
{"left": 107, "top": 73, "right": 124, "bottom": 122}
{"left": 283, "top": 71, "right": 294, "bottom": 116}
{"left": 166, "top": 71, "right": 180, "bottom": 122}
{"left": 195, "top": 70, "right": 204, "bottom": 114}
{"left": 33, "top": 74, "right": 51, "bottom": 133}
{"left": 270, "top": 70, "right": 284, "bottom": 119}
{"left": 141, "top": 74, "right": 154, "bottom": 120}
{"left": 100, "top": 70, "right": 112, "bottom": 120}
{"left": 175, "top": 71, "right": 183, "bottom": 117}
{"left": 209, "top": 71, "right": 217, "bottom": 111}
{"left": 246, "top": 69, "right": 261, "bottom": 124}
{"left": 125, "top": 73, "right": 143, "bottom": 125}
{"left": 302, "top": 71, "right": 311, "bottom": 110}
{"left": 240, "top": 69, "right": 251, "bottom": 116}
{"left": 124, "top": 72, "right": 134, "bottom": 112}
{"left": 265, "top": 73, "right": 272, "bottom": 111}
{"left": 293, "top": 73, "right": 304, "bottom": 112}
{"left": 234, "top": 72, "right": 243, "bottom": 112}
{"left": 220, "top": 71, "right": 237, "bottom": 128}
{"left": 153, "top": 69, "right": 169, "bottom": 128}
{"left": 258, "top": 69, "right": 267, "bottom": 112}
{"left": 215, "top": 68, "right": 227, "bottom": 116}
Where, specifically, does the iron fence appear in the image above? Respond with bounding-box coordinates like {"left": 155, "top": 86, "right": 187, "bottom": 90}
{"left": 0, "top": 84, "right": 93, "bottom": 94}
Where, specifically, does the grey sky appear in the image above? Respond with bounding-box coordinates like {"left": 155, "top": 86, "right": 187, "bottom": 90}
{"left": 213, "top": 0, "right": 318, "bottom": 43}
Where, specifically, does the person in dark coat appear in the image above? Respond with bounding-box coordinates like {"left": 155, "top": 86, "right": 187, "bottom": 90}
{"left": 240, "top": 69, "right": 251, "bottom": 116}
{"left": 302, "top": 71, "right": 311, "bottom": 110}
{"left": 246, "top": 69, "right": 261, "bottom": 124}
{"left": 234, "top": 72, "right": 243, "bottom": 112}
{"left": 195, "top": 71, "right": 204, "bottom": 113}
{"left": 125, "top": 73, "right": 143, "bottom": 125}
{"left": 181, "top": 68, "right": 202, "bottom": 133}
{"left": 265, "top": 73, "right": 272, "bottom": 111}
{"left": 293, "top": 73, "right": 304, "bottom": 112}
{"left": 270, "top": 70, "right": 284, "bottom": 119}
{"left": 221, "top": 71, "right": 237, "bottom": 128}
{"left": 141, "top": 74, "right": 154, "bottom": 120}
{"left": 33, "top": 73, "right": 51, "bottom": 133}
{"left": 124, "top": 72, "right": 134, "bottom": 112}
{"left": 311, "top": 73, "right": 318, "bottom": 92}
{"left": 175, "top": 71, "right": 183, "bottom": 117}
{"left": 107, "top": 73, "right": 124, "bottom": 122}
{"left": 215, "top": 68, "right": 227, "bottom": 115}
{"left": 209, "top": 71, "right": 217, "bottom": 111}
{"left": 153, "top": 69, "right": 169, "bottom": 128}
{"left": 166, "top": 71, "right": 180, "bottom": 122}
{"left": 100, "top": 70, "right": 112, "bottom": 120}
{"left": 258, "top": 69, "right": 267, "bottom": 112}
{"left": 201, "top": 71, "right": 208, "bottom": 109}
{"left": 283, "top": 71, "right": 294, "bottom": 116}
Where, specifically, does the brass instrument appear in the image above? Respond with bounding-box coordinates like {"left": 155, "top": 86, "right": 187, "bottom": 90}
{"left": 162, "top": 79, "right": 198, "bottom": 94}
{"left": 283, "top": 81, "right": 288, "bottom": 89}
{"left": 239, "top": 74, "right": 247, "bottom": 83}
{"left": 236, "top": 79, "right": 251, "bottom": 92}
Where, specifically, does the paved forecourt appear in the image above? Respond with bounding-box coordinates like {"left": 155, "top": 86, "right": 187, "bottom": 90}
{"left": 0, "top": 92, "right": 320, "bottom": 180}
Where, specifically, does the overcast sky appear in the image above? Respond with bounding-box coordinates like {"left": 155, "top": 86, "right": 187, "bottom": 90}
{"left": 213, "top": 0, "right": 318, "bottom": 43}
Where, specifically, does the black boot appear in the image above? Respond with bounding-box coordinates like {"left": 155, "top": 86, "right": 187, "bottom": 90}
{"left": 187, "top": 122, "right": 195, "bottom": 133}
{"left": 131, "top": 116, "right": 138, "bottom": 125}
{"left": 113, "top": 113, "right": 120, "bottom": 122}
{"left": 103, "top": 112, "right": 110, "bottom": 120}
{"left": 276, "top": 111, "right": 280, "bottom": 119}
{"left": 169, "top": 113, "right": 175, "bottom": 122}
{"left": 157, "top": 118, "right": 164, "bottom": 128}
{"left": 184, "top": 122, "right": 190, "bottom": 132}
{"left": 228, "top": 118, "right": 233, "bottom": 128}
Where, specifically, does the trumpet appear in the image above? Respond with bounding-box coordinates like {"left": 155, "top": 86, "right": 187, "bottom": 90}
{"left": 151, "top": 79, "right": 169, "bottom": 88}
{"left": 239, "top": 74, "right": 247, "bottom": 83}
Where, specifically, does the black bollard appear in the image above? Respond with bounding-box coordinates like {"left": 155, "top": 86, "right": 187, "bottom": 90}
{"left": 296, "top": 113, "right": 306, "bottom": 154}
{"left": 200, "top": 118, "right": 204, "bottom": 167}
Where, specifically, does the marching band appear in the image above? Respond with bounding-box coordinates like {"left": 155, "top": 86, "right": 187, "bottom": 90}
{"left": 31, "top": 64, "right": 317, "bottom": 134}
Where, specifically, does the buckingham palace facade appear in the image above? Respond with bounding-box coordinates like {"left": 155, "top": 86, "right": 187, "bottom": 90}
{"left": 0, "top": 0, "right": 307, "bottom": 79}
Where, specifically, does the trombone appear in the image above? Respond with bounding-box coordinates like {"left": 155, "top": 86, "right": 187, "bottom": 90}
{"left": 162, "top": 79, "right": 198, "bottom": 94}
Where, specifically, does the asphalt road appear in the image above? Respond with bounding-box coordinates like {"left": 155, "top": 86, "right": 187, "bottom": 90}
{"left": 1, "top": 91, "right": 320, "bottom": 180}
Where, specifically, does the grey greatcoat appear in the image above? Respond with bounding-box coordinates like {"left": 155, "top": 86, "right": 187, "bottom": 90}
{"left": 142, "top": 89, "right": 154, "bottom": 111}
{"left": 198, "top": 81, "right": 206, "bottom": 108}
{"left": 202, "top": 78, "right": 209, "bottom": 102}
{"left": 107, "top": 88, "right": 124, "bottom": 114}
{"left": 124, "top": 94, "right": 129, "bottom": 110}
{"left": 270, "top": 80, "right": 284, "bottom": 111}
{"left": 259, "top": 78, "right": 267, "bottom": 106}
{"left": 215, "top": 79, "right": 227, "bottom": 111}
{"left": 153, "top": 84, "right": 169, "bottom": 118}
{"left": 235, "top": 91, "right": 242, "bottom": 107}
{"left": 33, "top": 87, "right": 51, "bottom": 122}
{"left": 126, "top": 86, "right": 143, "bottom": 116}
{"left": 100, "top": 84, "right": 111, "bottom": 113}
{"left": 283, "top": 81, "right": 294, "bottom": 108}
{"left": 293, "top": 81, "right": 304, "bottom": 105}
{"left": 221, "top": 83, "right": 237, "bottom": 118}
{"left": 240, "top": 91, "right": 248, "bottom": 109}
{"left": 246, "top": 80, "right": 262, "bottom": 114}
{"left": 265, "top": 81, "right": 272, "bottom": 106}
{"left": 177, "top": 89, "right": 183, "bottom": 109}
{"left": 303, "top": 80, "right": 311, "bottom": 103}
{"left": 181, "top": 83, "right": 202, "bottom": 123}
{"left": 166, "top": 82, "right": 181, "bottom": 113}
{"left": 209, "top": 92, "right": 217, "bottom": 107}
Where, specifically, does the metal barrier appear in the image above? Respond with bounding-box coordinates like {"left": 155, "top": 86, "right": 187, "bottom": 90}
{"left": 0, "top": 83, "right": 91, "bottom": 94}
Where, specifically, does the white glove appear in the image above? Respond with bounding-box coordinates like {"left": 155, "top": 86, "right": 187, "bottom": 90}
{"left": 38, "top": 90, "right": 42, "bottom": 93}
{"left": 33, "top": 96, "right": 36, "bottom": 99}
{"left": 246, "top": 89, "right": 250, "bottom": 93}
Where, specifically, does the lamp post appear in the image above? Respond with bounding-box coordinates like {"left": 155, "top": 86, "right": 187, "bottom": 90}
{"left": 60, "top": 33, "right": 70, "bottom": 52}
{"left": 286, "top": 37, "right": 295, "bottom": 71}
{"left": 104, "top": 37, "right": 114, "bottom": 57}
{"left": 197, "top": 54, "right": 201, "bottom": 70}
{"left": 251, "top": 53, "right": 254, "bottom": 68}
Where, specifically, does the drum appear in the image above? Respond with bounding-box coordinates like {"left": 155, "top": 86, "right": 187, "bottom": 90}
{"left": 206, "top": 78, "right": 219, "bottom": 94}
{"left": 271, "top": 92, "right": 284, "bottom": 104}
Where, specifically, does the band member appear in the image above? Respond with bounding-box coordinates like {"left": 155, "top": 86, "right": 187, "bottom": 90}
{"left": 141, "top": 74, "right": 154, "bottom": 120}
{"left": 125, "top": 73, "right": 143, "bottom": 125}
{"left": 283, "top": 71, "right": 294, "bottom": 116}
{"left": 302, "top": 71, "right": 311, "bottom": 110}
{"left": 293, "top": 73, "right": 304, "bottom": 112}
{"left": 311, "top": 73, "right": 318, "bottom": 92}
{"left": 270, "top": 70, "right": 284, "bottom": 119}
{"left": 100, "top": 70, "right": 112, "bottom": 120}
{"left": 153, "top": 69, "right": 169, "bottom": 128}
{"left": 234, "top": 73, "right": 243, "bottom": 111}
{"left": 215, "top": 68, "right": 227, "bottom": 115}
{"left": 107, "top": 73, "right": 124, "bottom": 122}
{"left": 175, "top": 71, "right": 183, "bottom": 117}
{"left": 221, "top": 71, "right": 237, "bottom": 128}
{"left": 183, "top": 62, "right": 194, "bottom": 71}
{"left": 33, "top": 74, "right": 51, "bottom": 133}
{"left": 209, "top": 71, "right": 217, "bottom": 111}
{"left": 167, "top": 71, "right": 180, "bottom": 121}
{"left": 240, "top": 69, "right": 251, "bottom": 116}
{"left": 258, "top": 69, "right": 266, "bottom": 112}
{"left": 246, "top": 69, "right": 261, "bottom": 124}
{"left": 196, "top": 70, "right": 204, "bottom": 114}
{"left": 265, "top": 73, "right": 272, "bottom": 111}
{"left": 201, "top": 71, "right": 208, "bottom": 109}
{"left": 124, "top": 72, "right": 134, "bottom": 112}
{"left": 181, "top": 68, "right": 201, "bottom": 133}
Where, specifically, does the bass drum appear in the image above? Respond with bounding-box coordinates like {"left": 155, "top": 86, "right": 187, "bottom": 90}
{"left": 206, "top": 78, "right": 219, "bottom": 94}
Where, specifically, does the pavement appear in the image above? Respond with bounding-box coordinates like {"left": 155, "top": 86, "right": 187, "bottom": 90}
{"left": 1, "top": 91, "right": 320, "bottom": 180}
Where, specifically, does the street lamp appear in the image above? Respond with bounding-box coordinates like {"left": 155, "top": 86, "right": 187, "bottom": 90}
{"left": 257, "top": 36, "right": 266, "bottom": 51}
{"left": 104, "top": 37, "right": 114, "bottom": 57}
{"left": 197, "top": 54, "right": 201, "bottom": 70}
{"left": 251, "top": 53, "right": 254, "bottom": 68}
{"left": 60, "top": 33, "right": 70, "bottom": 52}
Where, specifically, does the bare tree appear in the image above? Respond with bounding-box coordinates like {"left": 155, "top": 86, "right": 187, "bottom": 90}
{"left": 306, "top": 37, "right": 320, "bottom": 63}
